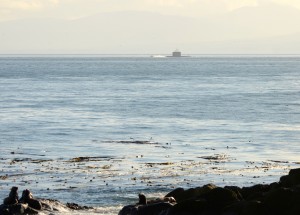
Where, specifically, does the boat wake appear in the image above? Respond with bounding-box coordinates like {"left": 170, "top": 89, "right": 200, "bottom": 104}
{"left": 151, "top": 55, "right": 166, "bottom": 58}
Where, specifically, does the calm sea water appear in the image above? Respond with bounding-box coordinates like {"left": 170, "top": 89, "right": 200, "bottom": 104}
{"left": 0, "top": 56, "right": 300, "bottom": 214}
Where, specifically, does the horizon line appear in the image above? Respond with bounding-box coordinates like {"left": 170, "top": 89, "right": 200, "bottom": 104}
{"left": 1, "top": 53, "right": 300, "bottom": 56}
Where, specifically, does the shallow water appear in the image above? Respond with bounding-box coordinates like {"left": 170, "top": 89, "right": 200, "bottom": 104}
{"left": 0, "top": 56, "right": 300, "bottom": 214}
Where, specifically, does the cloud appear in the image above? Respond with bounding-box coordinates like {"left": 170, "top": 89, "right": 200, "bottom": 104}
{"left": 1, "top": 0, "right": 300, "bottom": 22}
{"left": 272, "top": 0, "right": 300, "bottom": 9}
{"left": 144, "top": 0, "right": 300, "bottom": 11}
{"left": 225, "top": 0, "right": 258, "bottom": 10}
{"left": 49, "top": 0, "right": 60, "bottom": 4}
{"left": 140, "top": 0, "right": 259, "bottom": 16}
{"left": 145, "top": 0, "right": 187, "bottom": 8}
{"left": 0, "top": 0, "right": 60, "bottom": 11}
{"left": 0, "top": 0, "right": 63, "bottom": 21}
{"left": 0, "top": 0, "right": 41, "bottom": 10}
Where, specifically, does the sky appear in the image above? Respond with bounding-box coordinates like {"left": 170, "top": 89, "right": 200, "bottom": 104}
{"left": 1, "top": 0, "right": 300, "bottom": 21}
{"left": 1, "top": 0, "right": 300, "bottom": 54}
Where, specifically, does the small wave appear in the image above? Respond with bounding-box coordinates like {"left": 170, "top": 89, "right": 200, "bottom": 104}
{"left": 151, "top": 55, "right": 166, "bottom": 58}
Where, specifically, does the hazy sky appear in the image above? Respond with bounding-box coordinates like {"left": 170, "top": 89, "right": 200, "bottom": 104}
{"left": 1, "top": 0, "right": 300, "bottom": 21}
{"left": 1, "top": 0, "right": 300, "bottom": 54}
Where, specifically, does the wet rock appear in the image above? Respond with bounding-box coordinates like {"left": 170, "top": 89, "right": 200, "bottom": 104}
{"left": 39, "top": 198, "right": 73, "bottom": 212}
{"left": 165, "top": 184, "right": 217, "bottom": 203}
{"left": 66, "top": 202, "right": 94, "bottom": 210}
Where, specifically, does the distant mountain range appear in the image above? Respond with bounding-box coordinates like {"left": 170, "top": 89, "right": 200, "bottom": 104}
{"left": 1, "top": 3, "right": 300, "bottom": 54}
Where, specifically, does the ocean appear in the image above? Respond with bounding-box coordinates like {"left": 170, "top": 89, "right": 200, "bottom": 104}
{"left": 0, "top": 55, "right": 300, "bottom": 214}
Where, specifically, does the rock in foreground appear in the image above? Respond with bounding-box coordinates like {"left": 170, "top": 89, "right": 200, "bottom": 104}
{"left": 0, "top": 192, "right": 93, "bottom": 215}
{"left": 119, "top": 168, "right": 300, "bottom": 215}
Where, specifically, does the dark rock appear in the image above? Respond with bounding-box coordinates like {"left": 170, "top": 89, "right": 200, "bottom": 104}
{"left": 288, "top": 203, "right": 300, "bottom": 215}
{"left": 118, "top": 204, "right": 136, "bottom": 215}
{"left": 280, "top": 175, "right": 292, "bottom": 187}
{"left": 118, "top": 169, "right": 300, "bottom": 215}
{"left": 119, "top": 202, "right": 173, "bottom": 215}
{"left": 165, "top": 184, "right": 217, "bottom": 203}
{"left": 136, "top": 202, "right": 173, "bottom": 215}
{"left": 264, "top": 187, "right": 295, "bottom": 215}
{"left": 222, "top": 200, "right": 268, "bottom": 215}
{"left": 270, "top": 182, "right": 280, "bottom": 190}
{"left": 24, "top": 205, "right": 40, "bottom": 214}
{"left": 241, "top": 184, "right": 271, "bottom": 200}
{"left": 240, "top": 200, "right": 266, "bottom": 215}
{"left": 166, "top": 187, "right": 239, "bottom": 215}
{"left": 0, "top": 203, "right": 26, "bottom": 215}
{"left": 166, "top": 198, "right": 208, "bottom": 215}
{"left": 119, "top": 193, "right": 174, "bottom": 215}
{"left": 222, "top": 200, "right": 244, "bottom": 215}
{"left": 223, "top": 186, "right": 243, "bottom": 201}
{"left": 165, "top": 188, "right": 185, "bottom": 201}
{"left": 280, "top": 168, "right": 300, "bottom": 187}
{"left": 203, "top": 187, "right": 240, "bottom": 211}
{"left": 27, "top": 198, "right": 42, "bottom": 210}
{"left": 289, "top": 168, "right": 300, "bottom": 179}
{"left": 0, "top": 203, "right": 39, "bottom": 215}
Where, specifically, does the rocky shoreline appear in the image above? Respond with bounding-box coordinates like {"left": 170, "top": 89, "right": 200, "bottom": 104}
{"left": 0, "top": 198, "right": 94, "bottom": 214}
{"left": 119, "top": 168, "right": 300, "bottom": 215}
{"left": 1, "top": 168, "right": 300, "bottom": 215}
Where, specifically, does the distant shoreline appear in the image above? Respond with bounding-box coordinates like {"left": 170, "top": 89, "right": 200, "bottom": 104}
{"left": 1, "top": 54, "right": 300, "bottom": 58}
